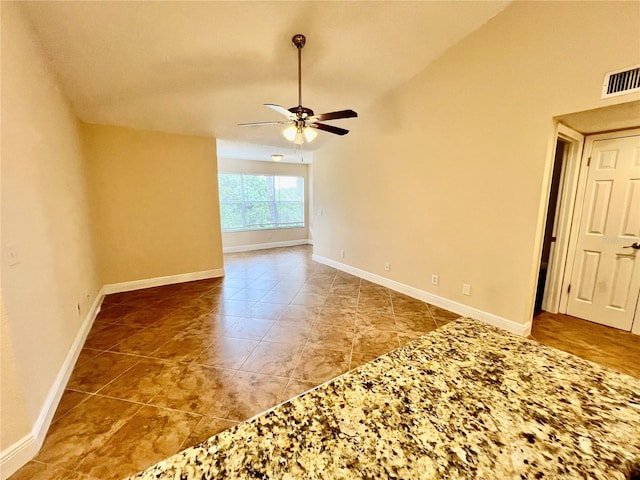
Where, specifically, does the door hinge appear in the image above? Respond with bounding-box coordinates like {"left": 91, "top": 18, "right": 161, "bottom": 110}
{"left": 567, "top": 284, "right": 571, "bottom": 294}
{"left": 587, "top": 157, "right": 591, "bottom": 167}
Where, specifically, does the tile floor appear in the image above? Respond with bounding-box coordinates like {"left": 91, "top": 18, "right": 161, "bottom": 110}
{"left": 9, "top": 246, "right": 639, "bottom": 479}
{"left": 9, "top": 246, "right": 456, "bottom": 480}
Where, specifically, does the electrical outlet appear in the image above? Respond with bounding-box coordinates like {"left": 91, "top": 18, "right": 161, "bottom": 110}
{"left": 431, "top": 275, "right": 439, "bottom": 286}
{"left": 340, "top": 249, "right": 345, "bottom": 258}
{"left": 462, "top": 283, "right": 472, "bottom": 296}
{"left": 384, "top": 262, "right": 390, "bottom": 272}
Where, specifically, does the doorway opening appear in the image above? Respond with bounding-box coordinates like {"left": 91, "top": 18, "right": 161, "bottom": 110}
{"left": 535, "top": 139, "right": 568, "bottom": 313}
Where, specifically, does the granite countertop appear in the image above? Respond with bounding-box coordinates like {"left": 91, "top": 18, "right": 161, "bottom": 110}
{"left": 129, "top": 318, "right": 640, "bottom": 480}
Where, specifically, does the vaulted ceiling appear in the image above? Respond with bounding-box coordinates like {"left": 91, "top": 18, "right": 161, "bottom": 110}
{"left": 21, "top": 1, "right": 510, "bottom": 152}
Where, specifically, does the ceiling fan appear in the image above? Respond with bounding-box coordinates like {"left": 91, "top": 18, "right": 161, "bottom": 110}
{"left": 239, "top": 34, "right": 357, "bottom": 145}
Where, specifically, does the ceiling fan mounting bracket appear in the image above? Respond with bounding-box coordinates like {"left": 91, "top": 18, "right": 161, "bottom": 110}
{"left": 292, "top": 34, "right": 306, "bottom": 49}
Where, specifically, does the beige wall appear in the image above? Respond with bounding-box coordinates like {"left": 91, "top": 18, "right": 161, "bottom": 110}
{"left": 1, "top": 1, "right": 101, "bottom": 448}
{"left": 82, "top": 124, "right": 223, "bottom": 285}
{"left": 0, "top": 294, "right": 30, "bottom": 451}
{"left": 217, "top": 158, "right": 309, "bottom": 249}
{"left": 312, "top": 1, "right": 640, "bottom": 327}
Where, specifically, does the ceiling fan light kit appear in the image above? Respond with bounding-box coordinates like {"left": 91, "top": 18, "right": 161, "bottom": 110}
{"left": 239, "top": 34, "right": 357, "bottom": 145}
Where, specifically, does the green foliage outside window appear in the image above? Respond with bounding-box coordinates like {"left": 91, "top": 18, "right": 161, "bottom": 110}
{"left": 218, "top": 174, "right": 304, "bottom": 231}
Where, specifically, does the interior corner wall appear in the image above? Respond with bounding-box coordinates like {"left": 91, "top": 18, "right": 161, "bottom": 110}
{"left": 1, "top": 0, "right": 101, "bottom": 454}
{"left": 312, "top": 1, "right": 640, "bottom": 327}
{"left": 217, "top": 158, "right": 310, "bottom": 249}
{"left": 82, "top": 124, "right": 223, "bottom": 285}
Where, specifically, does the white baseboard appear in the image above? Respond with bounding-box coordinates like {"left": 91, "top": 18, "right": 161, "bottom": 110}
{"left": 0, "top": 434, "right": 35, "bottom": 480}
{"left": 0, "top": 291, "right": 103, "bottom": 480}
{"left": 223, "top": 239, "right": 312, "bottom": 254}
{"left": 312, "top": 254, "right": 531, "bottom": 337}
{"left": 102, "top": 268, "right": 225, "bottom": 295}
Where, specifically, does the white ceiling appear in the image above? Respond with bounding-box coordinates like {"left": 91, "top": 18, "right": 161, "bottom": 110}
{"left": 21, "top": 1, "right": 509, "bottom": 159}
{"left": 216, "top": 139, "right": 314, "bottom": 164}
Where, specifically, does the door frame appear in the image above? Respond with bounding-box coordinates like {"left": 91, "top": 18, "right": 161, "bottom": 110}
{"left": 540, "top": 123, "right": 584, "bottom": 313}
{"left": 558, "top": 127, "right": 640, "bottom": 317}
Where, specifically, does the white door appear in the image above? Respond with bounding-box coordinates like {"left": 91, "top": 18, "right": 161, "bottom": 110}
{"left": 566, "top": 133, "right": 640, "bottom": 331}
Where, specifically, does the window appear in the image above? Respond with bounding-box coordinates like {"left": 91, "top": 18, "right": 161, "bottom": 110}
{"left": 218, "top": 174, "right": 305, "bottom": 231}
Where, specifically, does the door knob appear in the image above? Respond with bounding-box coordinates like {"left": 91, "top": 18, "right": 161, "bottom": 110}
{"left": 622, "top": 242, "right": 640, "bottom": 249}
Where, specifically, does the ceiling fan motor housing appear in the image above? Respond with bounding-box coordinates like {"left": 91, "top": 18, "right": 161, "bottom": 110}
{"left": 289, "top": 105, "right": 314, "bottom": 118}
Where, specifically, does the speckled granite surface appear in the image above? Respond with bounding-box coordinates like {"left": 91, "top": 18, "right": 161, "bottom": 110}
{"left": 128, "top": 318, "right": 640, "bottom": 480}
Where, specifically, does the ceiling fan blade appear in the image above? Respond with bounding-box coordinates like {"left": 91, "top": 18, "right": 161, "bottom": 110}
{"left": 311, "top": 123, "right": 349, "bottom": 136}
{"left": 265, "top": 104, "right": 295, "bottom": 119}
{"left": 238, "top": 120, "right": 291, "bottom": 126}
{"left": 312, "top": 109, "right": 358, "bottom": 122}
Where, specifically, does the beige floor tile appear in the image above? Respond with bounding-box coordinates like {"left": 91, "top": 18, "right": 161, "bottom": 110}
{"left": 74, "top": 348, "right": 103, "bottom": 368}
{"left": 180, "top": 312, "right": 237, "bottom": 336}
{"left": 308, "top": 323, "right": 355, "bottom": 351}
{"left": 7, "top": 461, "right": 92, "bottom": 480}
{"left": 293, "top": 345, "right": 351, "bottom": 383}
{"left": 228, "top": 288, "right": 269, "bottom": 302}
{"left": 224, "top": 372, "right": 290, "bottom": 421}
{"left": 95, "top": 303, "right": 138, "bottom": 323}
{"left": 51, "top": 390, "right": 91, "bottom": 423}
{"left": 329, "top": 283, "right": 360, "bottom": 297}
{"left": 262, "top": 320, "right": 312, "bottom": 344}
{"left": 148, "top": 333, "right": 212, "bottom": 363}
{"left": 192, "top": 337, "right": 259, "bottom": 369}
{"left": 222, "top": 318, "right": 275, "bottom": 340}
{"left": 280, "top": 379, "right": 321, "bottom": 402}
{"left": 148, "top": 364, "right": 236, "bottom": 417}
{"left": 181, "top": 416, "right": 238, "bottom": 449}
{"left": 216, "top": 299, "right": 255, "bottom": 317}
{"left": 110, "top": 327, "right": 176, "bottom": 356}
{"left": 290, "top": 291, "right": 328, "bottom": 306}
{"left": 260, "top": 289, "right": 298, "bottom": 305}
{"left": 427, "top": 304, "right": 460, "bottom": 326}
{"left": 240, "top": 341, "right": 304, "bottom": 376}
{"left": 316, "top": 308, "right": 357, "bottom": 327}
{"left": 355, "top": 311, "right": 397, "bottom": 331}
{"left": 121, "top": 306, "right": 170, "bottom": 328}
{"left": 83, "top": 324, "right": 142, "bottom": 351}
{"left": 76, "top": 405, "right": 200, "bottom": 479}
{"left": 350, "top": 350, "right": 382, "bottom": 370}
{"left": 99, "top": 358, "right": 178, "bottom": 403}
{"left": 66, "top": 352, "right": 140, "bottom": 393}
{"left": 394, "top": 315, "right": 438, "bottom": 336}
{"left": 247, "top": 301, "right": 288, "bottom": 320}
{"left": 352, "top": 327, "right": 400, "bottom": 356}
{"left": 323, "top": 295, "right": 358, "bottom": 311}
{"left": 278, "top": 304, "right": 322, "bottom": 323}
{"left": 35, "top": 396, "right": 142, "bottom": 469}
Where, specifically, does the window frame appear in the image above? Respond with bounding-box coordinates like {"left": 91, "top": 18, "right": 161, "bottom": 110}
{"left": 218, "top": 173, "right": 305, "bottom": 233}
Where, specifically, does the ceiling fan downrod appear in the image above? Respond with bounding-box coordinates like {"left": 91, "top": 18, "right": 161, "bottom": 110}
{"left": 292, "top": 34, "right": 306, "bottom": 109}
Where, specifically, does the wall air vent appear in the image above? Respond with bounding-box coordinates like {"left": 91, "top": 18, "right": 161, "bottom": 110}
{"left": 601, "top": 65, "right": 640, "bottom": 98}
